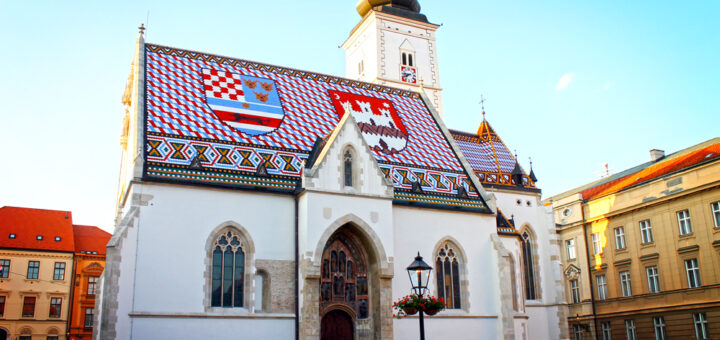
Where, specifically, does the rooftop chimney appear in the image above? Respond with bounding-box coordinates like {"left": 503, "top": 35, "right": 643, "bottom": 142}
{"left": 650, "top": 149, "right": 665, "bottom": 162}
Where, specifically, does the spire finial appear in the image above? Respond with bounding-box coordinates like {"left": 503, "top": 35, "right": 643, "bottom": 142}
{"left": 479, "top": 95, "right": 486, "bottom": 120}
{"left": 514, "top": 149, "right": 518, "bottom": 160}
{"left": 138, "top": 23, "right": 146, "bottom": 36}
{"left": 529, "top": 157, "right": 533, "bottom": 169}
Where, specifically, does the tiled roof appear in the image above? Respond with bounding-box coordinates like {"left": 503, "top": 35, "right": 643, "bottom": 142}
{"left": 142, "top": 44, "right": 488, "bottom": 211}
{"left": 450, "top": 119, "right": 537, "bottom": 191}
{"left": 581, "top": 142, "right": 720, "bottom": 200}
{"left": 0, "top": 206, "right": 75, "bottom": 252}
{"left": 496, "top": 209, "right": 519, "bottom": 236}
{"left": 73, "top": 225, "right": 111, "bottom": 255}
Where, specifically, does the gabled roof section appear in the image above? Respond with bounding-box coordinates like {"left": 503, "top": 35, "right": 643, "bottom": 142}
{"left": 496, "top": 209, "right": 518, "bottom": 236}
{"left": 581, "top": 140, "right": 720, "bottom": 201}
{"left": 141, "top": 44, "right": 489, "bottom": 212}
{"left": 0, "top": 206, "right": 75, "bottom": 252}
{"left": 450, "top": 117, "right": 538, "bottom": 192}
{"left": 73, "top": 225, "right": 112, "bottom": 255}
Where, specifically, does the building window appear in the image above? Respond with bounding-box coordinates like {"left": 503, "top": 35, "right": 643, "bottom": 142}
{"left": 573, "top": 324, "right": 582, "bottom": 340}
{"left": 653, "top": 316, "right": 666, "bottom": 340}
{"left": 211, "top": 230, "right": 246, "bottom": 307}
{"left": 646, "top": 266, "right": 660, "bottom": 293}
{"left": 639, "top": 219, "right": 653, "bottom": 244}
{"left": 694, "top": 312, "right": 709, "bottom": 339}
{"left": 570, "top": 279, "right": 580, "bottom": 304}
{"left": 677, "top": 209, "right": 693, "bottom": 235}
{"left": 343, "top": 149, "right": 353, "bottom": 187}
{"left": 84, "top": 308, "right": 94, "bottom": 327}
{"left": 0, "top": 296, "right": 5, "bottom": 317}
{"left": 601, "top": 321, "right": 612, "bottom": 340}
{"left": 357, "top": 59, "right": 364, "bottom": 75}
{"left": 591, "top": 233, "right": 602, "bottom": 255}
{"left": 711, "top": 201, "right": 720, "bottom": 228}
{"left": 53, "top": 262, "right": 65, "bottom": 280}
{"left": 685, "top": 258, "right": 701, "bottom": 288}
{"left": 22, "top": 296, "right": 36, "bottom": 317}
{"left": 48, "top": 337, "right": 58, "bottom": 340}
{"left": 521, "top": 232, "right": 537, "bottom": 300}
{"left": 0, "top": 259, "right": 9, "bottom": 278}
{"left": 625, "top": 320, "right": 637, "bottom": 340}
{"left": 87, "top": 276, "right": 99, "bottom": 295}
{"left": 596, "top": 275, "right": 607, "bottom": 300}
{"left": 620, "top": 271, "right": 632, "bottom": 297}
{"left": 401, "top": 51, "right": 414, "bottom": 67}
{"left": 614, "top": 227, "right": 626, "bottom": 250}
{"left": 436, "top": 242, "right": 462, "bottom": 308}
{"left": 27, "top": 261, "right": 39, "bottom": 279}
{"left": 566, "top": 239, "right": 576, "bottom": 260}
{"left": 49, "top": 297, "right": 62, "bottom": 318}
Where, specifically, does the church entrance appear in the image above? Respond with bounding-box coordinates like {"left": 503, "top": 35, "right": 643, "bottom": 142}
{"left": 319, "top": 230, "right": 369, "bottom": 339}
{"left": 321, "top": 309, "right": 354, "bottom": 340}
{"left": 0, "top": 328, "right": 6, "bottom": 340}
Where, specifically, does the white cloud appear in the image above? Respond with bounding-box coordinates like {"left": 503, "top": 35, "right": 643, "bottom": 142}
{"left": 555, "top": 73, "right": 576, "bottom": 91}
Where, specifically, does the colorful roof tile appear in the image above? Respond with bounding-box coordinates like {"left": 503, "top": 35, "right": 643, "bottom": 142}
{"left": 142, "top": 44, "right": 488, "bottom": 211}
{"left": 496, "top": 209, "right": 519, "bottom": 236}
{"left": 450, "top": 118, "right": 538, "bottom": 191}
{"left": 581, "top": 141, "right": 720, "bottom": 200}
{"left": 0, "top": 206, "right": 76, "bottom": 252}
{"left": 72, "top": 225, "right": 111, "bottom": 255}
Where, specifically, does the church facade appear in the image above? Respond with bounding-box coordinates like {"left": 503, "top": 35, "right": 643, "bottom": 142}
{"left": 95, "top": 1, "right": 567, "bottom": 339}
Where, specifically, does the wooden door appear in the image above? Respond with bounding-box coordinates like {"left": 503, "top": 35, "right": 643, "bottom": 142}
{"left": 321, "top": 309, "right": 354, "bottom": 340}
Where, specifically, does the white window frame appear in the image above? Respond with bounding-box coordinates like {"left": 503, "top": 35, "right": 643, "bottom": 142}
{"left": 570, "top": 279, "right": 580, "bottom": 304}
{"left": 601, "top": 321, "right": 612, "bottom": 340}
{"left": 639, "top": 219, "right": 653, "bottom": 244}
{"left": 653, "top": 316, "right": 666, "bottom": 340}
{"left": 646, "top": 266, "right": 660, "bottom": 293}
{"left": 711, "top": 201, "right": 720, "bottom": 228}
{"left": 693, "top": 312, "right": 708, "bottom": 340}
{"left": 573, "top": 324, "right": 583, "bottom": 340}
{"left": 614, "top": 226, "right": 626, "bottom": 250}
{"left": 596, "top": 275, "right": 607, "bottom": 300}
{"left": 677, "top": 209, "right": 693, "bottom": 235}
{"left": 592, "top": 233, "right": 602, "bottom": 255}
{"left": 620, "top": 271, "right": 632, "bottom": 297}
{"left": 625, "top": 320, "right": 637, "bottom": 340}
{"left": 566, "top": 239, "right": 576, "bottom": 260}
{"left": 685, "top": 258, "right": 701, "bottom": 288}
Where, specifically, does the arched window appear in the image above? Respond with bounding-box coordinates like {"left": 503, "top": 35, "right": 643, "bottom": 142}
{"left": 522, "top": 232, "right": 537, "bottom": 300}
{"left": 408, "top": 54, "right": 413, "bottom": 67}
{"left": 343, "top": 149, "right": 353, "bottom": 187}
{"left": 436, "top": 242, "right": 462, "bottom": 309}
{"left": 402, "top": 52, "right": 407, "bottom": 66}
{"left": 211, "top": 230, "right": 246, "bottom": 307}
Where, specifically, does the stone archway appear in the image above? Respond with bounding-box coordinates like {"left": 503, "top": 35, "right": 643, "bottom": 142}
{"left": 300, "top": 216, "right": 393, "bottom": 340}
{"left": 0, "top": 328, "right": 7, "bottom": 340}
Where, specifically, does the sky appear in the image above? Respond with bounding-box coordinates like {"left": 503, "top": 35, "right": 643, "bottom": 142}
{"left": 1, "top": 1, "right": 718, "bottom": 231}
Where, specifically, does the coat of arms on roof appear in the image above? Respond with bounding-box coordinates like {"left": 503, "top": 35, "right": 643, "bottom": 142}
{"left": 202, "top": 69, "right": 285, "bottom": 136}
{"left": 328, "top": 90, "right": 409, "bottom": 155}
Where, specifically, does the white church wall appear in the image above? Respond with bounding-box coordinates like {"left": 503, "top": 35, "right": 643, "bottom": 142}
{"left": 344, "top": 17, "right": 379, "bottom": 82}
{"left": 131, "top": 317, "right": 294, "bottom": 339}
{"left": 129, "top": 183, "right": 295, "bottom": 314}
{"left": 107, "top": 203, "right": 140, "bottom": 340}
{"left": 394, "top": 317, "right": 492, "bottom": 339}
{"left": 392, "top": 206, "right": 501, "bottom": 339}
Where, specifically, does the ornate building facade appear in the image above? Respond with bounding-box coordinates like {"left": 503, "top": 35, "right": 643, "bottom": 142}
{"left": 546, "top": 138, "right": 720, "bottom": 339}
{"left": 96, "top": 1, "right": 567, "bottom": 339}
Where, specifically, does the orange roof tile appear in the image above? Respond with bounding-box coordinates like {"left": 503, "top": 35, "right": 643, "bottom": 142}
{"left": 0, "top": 206, "right": 75, "bottom": 252}
{"left": 72, "top": 225, "right": 111, "bottom": 255}
{"left": 581, "top": 142, "right": 720, "bottom": 200}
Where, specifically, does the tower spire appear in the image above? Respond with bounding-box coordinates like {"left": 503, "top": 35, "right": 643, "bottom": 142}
{"left": 479, "top": 95, "right": 486, "bottom": 120}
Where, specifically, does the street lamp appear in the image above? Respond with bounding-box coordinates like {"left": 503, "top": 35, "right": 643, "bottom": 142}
{"left": 406, "top": 252, "right": 433, "bottom": 340}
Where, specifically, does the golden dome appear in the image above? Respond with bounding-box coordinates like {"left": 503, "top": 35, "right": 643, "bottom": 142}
{"left": 356, "top": 0, "right": 421, "bottom": 17}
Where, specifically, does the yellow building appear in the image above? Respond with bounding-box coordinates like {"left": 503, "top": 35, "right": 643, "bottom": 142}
{"left": 0, "top": 207, "right": 76, "bottom": 340}
{"left": 546, "top": 138, "right": 720, "bottom": 340}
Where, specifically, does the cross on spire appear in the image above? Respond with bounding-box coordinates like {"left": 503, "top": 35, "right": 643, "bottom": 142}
{"left": 138, "top": 23, "right": 146, "bottom": 36}
{"left": 479, "top": 95, "right": 486, "bottom": 119}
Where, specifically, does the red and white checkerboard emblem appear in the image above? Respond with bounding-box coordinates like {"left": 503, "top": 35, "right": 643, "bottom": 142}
{"left": 202, "top": 69, "right": 285, "bottom": 136}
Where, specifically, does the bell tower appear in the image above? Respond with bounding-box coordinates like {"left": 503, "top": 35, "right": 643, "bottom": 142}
{"left": 342, "top": 0, "right": 444, "bottom": 117}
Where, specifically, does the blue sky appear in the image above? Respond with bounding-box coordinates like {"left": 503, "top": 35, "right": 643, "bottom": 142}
{"left": 1, "top": 1, "right": 718, "bottom": 231}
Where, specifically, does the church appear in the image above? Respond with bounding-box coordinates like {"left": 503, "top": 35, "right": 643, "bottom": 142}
{"left": 96, "top": 1, "right": 568, "bottom": 339}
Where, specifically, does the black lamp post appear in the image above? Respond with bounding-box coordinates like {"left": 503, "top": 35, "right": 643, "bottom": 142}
{"left": 406, "top": 252, "right": 433, "bottom": 340}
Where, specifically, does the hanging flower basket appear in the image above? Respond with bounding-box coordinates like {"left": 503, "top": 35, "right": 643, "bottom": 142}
{"left": 392, "top": 295, "right": 446, "bottom": 319}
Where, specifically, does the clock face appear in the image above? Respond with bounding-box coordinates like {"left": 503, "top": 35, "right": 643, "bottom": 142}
{"left": 401, "top": 66, "right": 417, "bottom": 84}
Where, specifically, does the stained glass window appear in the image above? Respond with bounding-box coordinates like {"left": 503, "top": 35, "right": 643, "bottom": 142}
{"left": 522, "top": 232, "right": 537, "bottom": 299}
{"left": 211, "top": 230, "right": 245, "bottom": 307}
{"left": 436, "top": 242, "right": 462, "bottom": 309}
{"left": 320, "top": 233, "right": 368, "bottom": 319}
